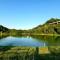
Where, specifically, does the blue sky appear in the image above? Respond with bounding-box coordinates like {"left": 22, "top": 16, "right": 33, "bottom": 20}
{"left": 0, "top": 0, "right": 60, "bottom": 29}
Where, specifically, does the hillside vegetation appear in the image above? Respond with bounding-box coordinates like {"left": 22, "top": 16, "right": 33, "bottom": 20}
{"left": 31, "top": 18, "right": 60, "bottom": 35}
{"left": 0, "top": 18, "right": 60, "bottom": 36}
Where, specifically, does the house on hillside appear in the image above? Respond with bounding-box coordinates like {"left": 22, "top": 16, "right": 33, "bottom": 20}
{"left": 49, "top": 21, "right": 60, "bottom": 24}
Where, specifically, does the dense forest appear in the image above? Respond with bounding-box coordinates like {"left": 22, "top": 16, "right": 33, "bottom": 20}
{"left": 0, "top": 18, "right": 60, "bottom": 36}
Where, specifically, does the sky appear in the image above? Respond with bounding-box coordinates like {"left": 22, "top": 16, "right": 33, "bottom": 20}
{"left": 0, "top": 0, "right": 60, "bottom": 30}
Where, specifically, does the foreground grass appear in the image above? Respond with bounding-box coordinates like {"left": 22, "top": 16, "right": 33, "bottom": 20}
{"left": 0, "top": 47, "right": 60, "bottom": 60}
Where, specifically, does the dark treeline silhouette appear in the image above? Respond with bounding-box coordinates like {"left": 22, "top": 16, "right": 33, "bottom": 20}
{"left": 0, "top": 25, "right": 9, "bottom": 32}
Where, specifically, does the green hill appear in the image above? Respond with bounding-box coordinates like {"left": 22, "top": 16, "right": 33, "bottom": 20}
{"left": 31, "top": 18, "right": 60, "bottom": 35}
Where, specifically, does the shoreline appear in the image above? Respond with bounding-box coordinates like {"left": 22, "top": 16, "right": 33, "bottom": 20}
{"left": 31, "top": 34, "right": 60, "bottom": 36}
{"left": 0, "top": 33, "right": 60, "bottom": 36}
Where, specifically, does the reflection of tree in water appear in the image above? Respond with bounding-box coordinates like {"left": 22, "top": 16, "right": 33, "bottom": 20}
{"left": 55, "top": 36, "right": 60, "bottom": 41}
{"left": 31, "top": 35, "right": 60, "bottom": 46}
{"left": 31, "top": 35, "right": 56, "bottom": 42}
{"left": 47, "top": 36, "right": 60, "bottom": 46}
{"left": 0, "top": 35, "right": 8, "bottom": 39}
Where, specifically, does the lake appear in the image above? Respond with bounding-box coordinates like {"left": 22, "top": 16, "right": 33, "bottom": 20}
{"left": 0, "top": 36, "right": 47, "bottom": 46}
{"left": 0, "top": 35, "right": 60, "bottom": 47}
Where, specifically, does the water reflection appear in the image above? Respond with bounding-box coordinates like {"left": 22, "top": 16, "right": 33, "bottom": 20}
{"left": 0, "top": 36, "right": 47, "bottom": 46}
{"left": 31, "top": 35, "right": 60, "bottom": 46}
{"left": 0, "top": 35, "right": 60, "bottom": 46}
{"left": 0, "top": 35, "right": 8, "bottom": 39}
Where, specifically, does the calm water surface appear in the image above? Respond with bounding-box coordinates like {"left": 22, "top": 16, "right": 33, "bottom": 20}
{"left": 0, "top": 36, "right": 60, "bottom": 46}
{"left": 0, "top": 36, "right": 47, "bottom": 46}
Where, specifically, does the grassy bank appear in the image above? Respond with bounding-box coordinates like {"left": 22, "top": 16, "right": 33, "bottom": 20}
{"left": 0, "top": 47, "right": 60, "bottom": 60}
